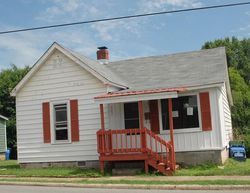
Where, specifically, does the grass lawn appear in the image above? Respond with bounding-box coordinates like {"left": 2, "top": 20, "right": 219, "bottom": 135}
{"left": 175, "top": 158, "right": 250, "bottom": 176}
{"left": 0, "top": 160, "right": 101, "bottom": 177}
{"left": 0, "top": 158, "right": 249, "bottom": 177}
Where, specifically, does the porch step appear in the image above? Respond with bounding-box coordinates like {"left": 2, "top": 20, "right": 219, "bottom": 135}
{"left": 112, "top": 168, "right": 142, "bottom": 176}
{"left": 147, "top": 155, "right": 174, "bottom": 175}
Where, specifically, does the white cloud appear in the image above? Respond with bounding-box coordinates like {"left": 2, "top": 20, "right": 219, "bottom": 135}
{"left": 34, "top": 0, "right": 204, "bottom": 43}
{"left": 0, "top": 23, "right": 98, "bottom": 69}
{"left": 36, "top": 0, "right": 101, "bottom": 23}
{"left": 90, "top": 19, "right": 142, "bottom": 41}
{"left": 239, "top": 25, "right": 250, "bottom": 32}
{"left": 2, "top": 0, "right": 206, "bottom": 69}
{"left": 246, "top": 11, "right": 250, "bottom": 16}
{"left": 0, "top": 30, "right": 43, "bottom": 68}
{"left": 91, "top": 0, "right": 203, "bottom": 41}
{"left": 138, "top": 0, "right": 203, "bottom": 13}
{"left": 231, "top": 10, "right": 250, "bottom": 36}
{"left": 36, "top": 0, "right": 143, "bottom": 42}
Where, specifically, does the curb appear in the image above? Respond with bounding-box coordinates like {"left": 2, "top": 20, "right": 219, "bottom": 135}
{"left": 0, "top": 181, "right": 250, "bottom": 190}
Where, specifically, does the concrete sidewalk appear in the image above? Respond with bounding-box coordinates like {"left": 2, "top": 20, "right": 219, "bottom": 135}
{"left": 0, "top": 175, "right": 249, "bottom": 190}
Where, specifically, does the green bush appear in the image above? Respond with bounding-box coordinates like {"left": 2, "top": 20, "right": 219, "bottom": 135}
{"left": 242, "top": 134, "right": 250, "bottom": 158}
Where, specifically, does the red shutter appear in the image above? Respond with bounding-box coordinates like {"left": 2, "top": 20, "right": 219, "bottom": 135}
{"left": 149, "top": 100, "right": 160, "bottom": 134}
{"left": 199, "top": 92, "right": 212, "bottom": 131}
{"left": 42, "top": 102, "right": 51, "bottom": 143}
{"left": 70, "top": 99, "right": 79, "bottom": 142}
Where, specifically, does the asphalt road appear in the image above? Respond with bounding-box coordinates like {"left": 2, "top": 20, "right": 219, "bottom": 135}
{"left": 0, "top": 185, "right": 249, "bottom": 193}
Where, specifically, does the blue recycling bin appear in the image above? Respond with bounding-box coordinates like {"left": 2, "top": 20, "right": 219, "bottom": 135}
{"left": 5, "top": 148, "right": 11, "bottom": 160}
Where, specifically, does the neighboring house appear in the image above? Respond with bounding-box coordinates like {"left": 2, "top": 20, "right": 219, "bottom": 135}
{"left": 11, "top": 42, "right": 233, "bottom": 174}
{"left": 0, "top": 115, "right": 8, "bottom": 160}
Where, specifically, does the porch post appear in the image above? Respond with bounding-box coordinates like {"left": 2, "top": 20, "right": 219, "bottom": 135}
{"left": 99, "top": 104, "right": 105, "bottom": 174}
{"left": 139, "top": 100, "right": 147, "bottom": 172}
{"left": 138, "top": 101, "right": 144, "bottom": 129}
{"left": 138, "top": 101, "right": 145, "bottom": 148}
{"left": 168, "top": 98, "right": 176, "bottom": 170}
{"left": 100, "top": 104, "right": 105, "bottom": 130}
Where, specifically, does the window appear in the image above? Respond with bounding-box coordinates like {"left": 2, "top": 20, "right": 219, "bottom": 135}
{"left": 54, "top": 103, "right": 69, "bottom": 141}
{"left": 124, "top": 102, "right": 139, "bottom": 129}
{"left": 161, "top": 95, "right": 199, "bottom": 130}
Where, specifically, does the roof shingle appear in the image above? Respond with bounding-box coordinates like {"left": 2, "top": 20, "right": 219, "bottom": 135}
{"left": 106, "top": 47, "right": 228, "bottom": 91}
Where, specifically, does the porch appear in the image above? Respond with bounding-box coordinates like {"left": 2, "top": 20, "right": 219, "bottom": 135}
{"left": 96, "top": 95, "right": 177, "bottom": 175}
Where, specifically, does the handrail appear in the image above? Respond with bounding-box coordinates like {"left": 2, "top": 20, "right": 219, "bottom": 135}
{"left": 96, "top": 128, "right": 175, "bottom": 171}
{"left": 144, "top": 129, "right": 174, "bottom": 169}
{"left": 97, "top": 128, "right": 143, "bottom": 154}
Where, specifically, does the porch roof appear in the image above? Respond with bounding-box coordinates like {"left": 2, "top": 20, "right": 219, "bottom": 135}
{"left": 94, "top": 87, "right": 185, "bottom": 104}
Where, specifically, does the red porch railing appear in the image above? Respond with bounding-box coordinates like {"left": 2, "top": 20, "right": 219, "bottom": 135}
{"left": 97, "top": 128, "right": 175, "bottom": 175}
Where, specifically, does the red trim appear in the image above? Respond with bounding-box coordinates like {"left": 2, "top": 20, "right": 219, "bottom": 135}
{"left": 138, "top": 101, "right": 144, "bottom": 129}
{"left": 138, "top": 101, "right": 146, "bottom": 151}
{"left": 100, "top": 154, "right": 148, "bottom": 161}
{"left": 199, "top": 92, "right": 212, "bottom": 131}
{"left": 100, "top": 104, "right": 105, "bottom": 130}
{"left": 70, "top": 100, "right": 79, "bottom": 142}
{"left": 42, "top": 102, "right": 51, "bottom": 143}
{"left": 149, "top": 100, "right": 160, "bottom": 134}
{"left": 94, "top": 87, "right": 186, "bottom": 99}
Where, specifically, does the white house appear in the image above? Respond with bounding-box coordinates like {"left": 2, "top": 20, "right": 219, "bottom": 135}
{"left": 11, "top": 42, "right": 233, "bottom": 174}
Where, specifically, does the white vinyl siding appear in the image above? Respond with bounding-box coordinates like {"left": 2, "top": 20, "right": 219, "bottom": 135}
{"left": 220, "top": 84, "right": 233, "bottom": 146}
{"left": 16, "top": 50, "right": 108, "bottom": 163}
{"left": 0, "top": 119, "right": 7, "bottom": 153}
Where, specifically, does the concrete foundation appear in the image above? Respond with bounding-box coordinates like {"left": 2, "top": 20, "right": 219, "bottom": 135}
{"left": 20, "top": 148, "right": 229, "bottom": 169}
{"left": 0, "top": 153, "right": 5, "bottom": 160}
{"left": 176, "top": 148, "right": 229, "bottom": 166}
{"left": 20, "top": 160, "right": 100, "bottom": 169}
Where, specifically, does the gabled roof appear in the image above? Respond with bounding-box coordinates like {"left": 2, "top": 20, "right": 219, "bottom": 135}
{"left": 11, "top": 42, "right": 128, "bottom": 96}
{"left": 11, "top": 43, "right": 232, "bottom": 105}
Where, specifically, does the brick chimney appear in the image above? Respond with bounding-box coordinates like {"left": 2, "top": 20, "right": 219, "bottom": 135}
{"left": 97, "top": 46, "right": 109, "bottom": 64}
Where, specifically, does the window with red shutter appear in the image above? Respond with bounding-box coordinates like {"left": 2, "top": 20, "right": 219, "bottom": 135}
{"left": 44, "top": 100, "right": 80, "bottom": 143}
{"left": 160, "top": 95, "right": 199, "bottom": 131}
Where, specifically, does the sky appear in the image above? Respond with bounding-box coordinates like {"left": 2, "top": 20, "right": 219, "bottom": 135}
{"left": 0, "top": 0, "right": 250, "bottom": 69}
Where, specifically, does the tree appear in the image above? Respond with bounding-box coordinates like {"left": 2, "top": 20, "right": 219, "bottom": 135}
{"left": 0, "top": 64, "right": 30, "bottom": 158}
{"left": 229, "top": 67, "right": 250, "bottom": 132}
{"left": 202, "top": 37, "right": 250, "bottom": 135}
